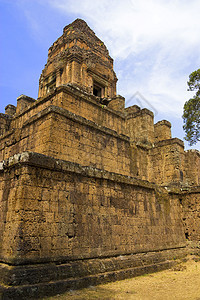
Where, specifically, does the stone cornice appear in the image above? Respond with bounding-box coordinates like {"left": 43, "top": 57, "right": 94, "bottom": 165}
{"left": 20, "top": 105, "right": 129, "bottom": 142}
{"left": 2, "top": 152, "right": 198, "bottom": 195}
{"left": 0, "top": 151, "right": 156, "bottom": 191}
{"left": 154, "top": 138, "right": 184, "bottom": 148}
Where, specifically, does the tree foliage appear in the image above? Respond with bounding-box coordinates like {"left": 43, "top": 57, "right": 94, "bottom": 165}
{"left": 183, "top": 69, "right": 200, "bottom": 146}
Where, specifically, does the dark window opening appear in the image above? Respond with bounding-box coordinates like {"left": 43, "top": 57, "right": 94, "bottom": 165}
{"left": 46, "top": 74, "right": 56, "bottom": 93}
{"left": 185, "top": 232, "right": 189, "bottom": 240}
{"left": 93, "top": 81, "right": 104, "bottom": 97}
{"left": 93, "top": 85, "right": 102, "bottom": 97}
{"left": 47, "top": 83, "right": 56, "bottom": 93}
{"left": 49, "top": 73, "right": 56, "bottom": 85}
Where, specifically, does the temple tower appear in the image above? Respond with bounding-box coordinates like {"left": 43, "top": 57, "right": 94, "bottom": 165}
{"left": 38, "top": 19, "right": 117, "bottom": 99}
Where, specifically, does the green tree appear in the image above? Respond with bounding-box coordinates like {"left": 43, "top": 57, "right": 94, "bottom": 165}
{"left": 183, "top": 69, "right": 200, "bottom": 146}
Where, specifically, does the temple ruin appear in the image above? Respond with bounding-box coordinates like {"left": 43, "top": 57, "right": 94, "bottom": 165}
{"left": 0, "top": 19, "right": 199, "bottom": 299}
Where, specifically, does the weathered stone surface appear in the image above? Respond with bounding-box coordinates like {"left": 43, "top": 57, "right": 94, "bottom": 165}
{"left": 0, "top": 152, "right": 186, "bottom": 265}
{"left": 180, "top": 188, "right": 200, "bottom": 241}
{"left": 38, "top": 19, "right": 117, "bottom": 99}
{"left": 5, "top": 104, "right": 16, "bottom": 116}
{"left": 16, "top": 95, "right": 36, "bottom": 115}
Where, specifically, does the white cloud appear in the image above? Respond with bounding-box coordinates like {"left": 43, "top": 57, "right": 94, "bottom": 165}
{"left": 47, "top": 1, "right": 200, "bottom": 97}
{"left": 48, "top": 0, "right": 200, "bottom": 54}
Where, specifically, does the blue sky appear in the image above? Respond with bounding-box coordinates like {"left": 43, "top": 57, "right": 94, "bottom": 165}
{"left": 0, "top": 0, "right": 200, "bottom": 149}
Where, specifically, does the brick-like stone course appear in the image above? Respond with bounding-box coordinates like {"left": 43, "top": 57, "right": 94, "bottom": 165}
{"left": 180, "top": 188, "right": 200, "bottom": 241}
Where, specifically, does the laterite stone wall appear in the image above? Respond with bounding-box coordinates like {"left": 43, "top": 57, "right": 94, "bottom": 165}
{"left": 0, "top": 153, "right": 185, "bottom": 266}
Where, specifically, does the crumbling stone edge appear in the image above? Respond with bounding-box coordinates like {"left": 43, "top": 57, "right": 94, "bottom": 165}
{"left": 0, "top": 151, "right": 155, "bottom": 190}
{"left": 1, "top": 151, "right": 198, "bottom": 195}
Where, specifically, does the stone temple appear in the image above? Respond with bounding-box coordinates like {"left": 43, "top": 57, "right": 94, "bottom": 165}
{"left": 0, "top": 19, "right": 200, "bottom": 299}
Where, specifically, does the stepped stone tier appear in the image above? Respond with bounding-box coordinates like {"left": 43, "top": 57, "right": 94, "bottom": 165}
{"left": 0, "top": 19, "right": 200, "bottom": 299}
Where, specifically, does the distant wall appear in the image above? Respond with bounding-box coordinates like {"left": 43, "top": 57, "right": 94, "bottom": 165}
{"left": 184, "top": 150, "right": 200, "bottom": 186}
{"left": 180, "top": 189, "right": 200, "bottom": 241}
{"left": 149, "top": 139, "right": 185, "bottom": 186}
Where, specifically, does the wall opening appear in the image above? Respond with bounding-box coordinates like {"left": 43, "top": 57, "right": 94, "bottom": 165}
{"left": 93, "top": 81, "right": 104, "bottom": 97}
{"left": 46, "top": 73, "right": 56, "bottom": 93}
